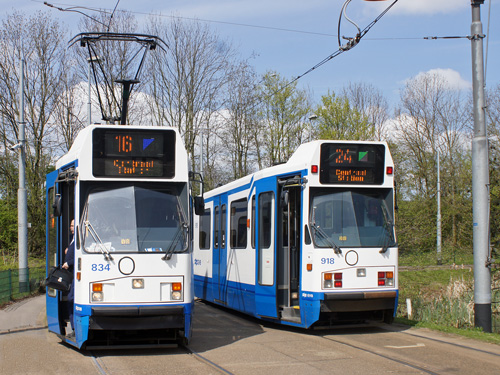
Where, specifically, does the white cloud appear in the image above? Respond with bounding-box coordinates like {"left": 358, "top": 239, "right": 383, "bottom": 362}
{"left": 415, "top": 68, "right": 471, "bottom": 90}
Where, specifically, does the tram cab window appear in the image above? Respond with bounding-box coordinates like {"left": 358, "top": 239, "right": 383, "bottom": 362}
{"left": 81, "top": 185, "right": 188, "bottom": 254}
{"left": 310, "top": 189, "right": 395, "bottom": 248}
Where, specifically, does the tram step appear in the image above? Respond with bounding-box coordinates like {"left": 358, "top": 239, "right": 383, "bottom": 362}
{"left": 280, "top": 306, "right": 301, "bottom": 323}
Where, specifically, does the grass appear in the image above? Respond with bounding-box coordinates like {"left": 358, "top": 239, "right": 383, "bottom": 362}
{"left": 398, "top": 250, "right": 500, "bottom": 344}
{"left": 0, "top": 256, "right": 45, "bottom": 271}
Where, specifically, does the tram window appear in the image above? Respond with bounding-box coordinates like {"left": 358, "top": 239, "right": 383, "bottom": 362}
{"left": 258, "top": 191, "right": 274, "bottom": 286}
{"left": 221, "top": 204, "right": 226, "bottom": 248}
{"left": 230, "top": 198, "right": 247, "bottom": 249}
{"left": 259, "top": 192, "right": 273, "bottom": 249}
{"left": 214, "top": 206, "right": 219, "bottom": 248}
{"left": 199, "top": 208, "right": 211, "bottom": 250}
{"left": 47, "top": 187, "right": 57, "bottom": 268}
{"left": 251, "top": 196, "right": 256, "bottom": 249}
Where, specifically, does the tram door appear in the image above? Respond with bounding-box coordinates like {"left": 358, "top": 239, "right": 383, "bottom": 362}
{"left": 255, "top": 177, "right": 278, "bottom": 318}
{"left": 212, "top": 195, "right": 228, "bottom": 304}
{"left": 277, "top": 176, "right": 302, "bottom": 323}
{"left": 45, "top": 168, "right": 76, "bottom": 335}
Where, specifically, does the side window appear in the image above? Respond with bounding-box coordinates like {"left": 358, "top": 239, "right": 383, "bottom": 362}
{"left": 199, "top": 208, "right": 211, "bottom": 250}
{"left": 214, "top": 206, "right": 219, "bottom": 248}
{"left": 230, "top": 198, "right": 248, "bottom": 249}
{"left": 221, "top": 204, "right": 226, "bottom": 248}
{"left": 251, "top": 195, "right": 256, "bottom": 249}
{"left": 259, "top": 193, "right": 273, "bottom": 249}
{"left": 47, "top": 187, "right": 57, "bottom": 268}
{"left": 258, "top": 191, "right": 274, "bottom": 286}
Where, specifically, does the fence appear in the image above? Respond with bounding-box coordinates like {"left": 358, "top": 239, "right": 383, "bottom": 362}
{"left": 0, "top": 267, "right": 45, "bottom": 306}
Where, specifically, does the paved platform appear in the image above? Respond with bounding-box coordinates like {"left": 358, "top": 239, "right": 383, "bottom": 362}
{"left": 0, "top": 295, "right": 46, "bottom": 333}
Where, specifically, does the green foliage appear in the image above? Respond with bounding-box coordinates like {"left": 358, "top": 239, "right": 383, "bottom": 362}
{"left": 0, "top": 199, "right": 17, "bottom": 259}
{"left": 490, "top": 141, "right": 500, "bottom": 260}
{"left": 398, "top": 266, "right": 500, "bottom": 335}
{"left": 314, "top": 91, "right": 374, "bottom": 140}
{"left": 396, "top": 199, "right": 437, "bottom": 255}
{"left": 257, "top": 71, "right": 310, "bottom": 166}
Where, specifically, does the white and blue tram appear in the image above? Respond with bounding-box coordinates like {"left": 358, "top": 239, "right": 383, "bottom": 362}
{"left": 193, "top": 140, "right": 397, "bottom": 328}
{"left": 46, "top": 125, "right": 197, "bottom": 349}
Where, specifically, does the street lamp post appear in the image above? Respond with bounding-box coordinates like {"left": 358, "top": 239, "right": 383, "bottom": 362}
{"left": 308, "top": 114, "right": 317, "bottom": 142}
{"left": 18, "top": 58, "right": 28, "bottom": 293}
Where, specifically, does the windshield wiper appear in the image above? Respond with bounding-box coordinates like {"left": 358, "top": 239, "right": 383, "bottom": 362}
{"left": 162, "top": 222, "right": 188, "bottom": 260}
{"left": 380, "top": 201, "right": 396, "bottom": 254}
{"left": 311, "top": 207, "right": 342, "bottom": 254}
{"left": 311, "top": 222, "right": 342, "bottom": 255}
{"left": 84, "top": 220, "right": 114, "bottom": 261}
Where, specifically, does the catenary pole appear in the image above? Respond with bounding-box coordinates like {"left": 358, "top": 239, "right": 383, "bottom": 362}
{"left": 18, "top": 57, "right": 28, "bottom": 292}
{"left": 470, "top": 0, "right": 491, "bottom": 332}
{"left": 436, "top": 151, "right": 442, "bottom": 265}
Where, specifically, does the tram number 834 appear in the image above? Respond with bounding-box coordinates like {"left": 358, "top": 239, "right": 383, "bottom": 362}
{"left": 91, "top": 264, "right": 111, "bottom": 272}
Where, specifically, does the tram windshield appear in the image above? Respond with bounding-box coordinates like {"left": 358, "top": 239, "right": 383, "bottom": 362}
{"left": 81, "top": 185, "right": 188, "bottom": 254}
{"left": 309, "top": 189, "right": 396, "bottom": 248}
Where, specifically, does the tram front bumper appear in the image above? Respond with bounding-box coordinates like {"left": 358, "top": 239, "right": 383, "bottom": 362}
{"left": 321, "top": 291, "right": 397, "bottom": 312}
{"left": 89, "top": 305, "right": 185, "bottom": 330}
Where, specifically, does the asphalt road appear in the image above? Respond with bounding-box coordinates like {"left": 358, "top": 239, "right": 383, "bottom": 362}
{"left": 1, "top": 296, "right": 500, "bottom": 375}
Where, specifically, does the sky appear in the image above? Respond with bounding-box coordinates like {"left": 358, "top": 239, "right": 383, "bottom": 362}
{"left": 2, "top": 0, "right": 500, "bottom": 109}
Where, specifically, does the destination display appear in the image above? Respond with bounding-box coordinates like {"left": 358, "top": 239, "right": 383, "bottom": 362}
{"left": 92, "top": 128, "right": 176, "bottom": 178}
{"left": 319, "top": 143, "right": 385, "bottom": 185}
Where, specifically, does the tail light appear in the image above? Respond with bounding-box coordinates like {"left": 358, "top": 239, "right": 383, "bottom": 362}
{"left": 334, "top": 273, "right": 343, "bottom": 288}
{"left": 378, "top": 271, "right": 394, "bottom": 287}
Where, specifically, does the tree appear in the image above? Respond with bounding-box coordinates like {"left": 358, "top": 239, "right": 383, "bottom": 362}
{"left": 341, "top": 82, "right": 389, "bottom": 140}
{"left": 486, "top": 83, "right": 500, "bottom": 258}
{"left": 314, "top": 90, "right": 373, "bottom": 141}
{"left": 146, "top": 16, "right": 236, "bottom": 173}
{"left": 0, "top": 11, "right": 70, "bottom": 256}
{"left": 256, "top": 72, "right": 310, "bottom": 167}
{"left": 393, "top": 72, "right": 472, "bottom": 256}
{"left": 220, "top": 61, "right": 259, "bottom": 180}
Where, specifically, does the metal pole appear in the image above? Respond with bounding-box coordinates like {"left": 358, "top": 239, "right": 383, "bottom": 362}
{"left": 200, "top": 126, "right": 204, "bottom": 194}
{"left": 18, "top": 57, "right": 28, "bottom": 293}
{"left": 470, "top": 0, "right": 491, "bottom": 333}
{"left": 88, "top": 59, "right": 92, "bottom": 125}
{"left": 436, "top": 151, "right": 442, "bottom": 265}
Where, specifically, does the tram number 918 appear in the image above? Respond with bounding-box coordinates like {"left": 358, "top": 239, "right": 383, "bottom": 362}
{"left": 321, "top": 258, "right": 335, "bottom": 265}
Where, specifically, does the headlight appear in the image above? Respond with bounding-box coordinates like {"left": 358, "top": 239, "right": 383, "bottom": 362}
{"left": 92, "top": 291, "right": 103, "bottom": 302}
{"left": 171, "top": 282, "right": 182, "bottom": 300}
{"left": 132, "top": 278, "right": 144, "bottom": 289}
{"left": 171, "top": 291, "right": 182, "bottom": 300}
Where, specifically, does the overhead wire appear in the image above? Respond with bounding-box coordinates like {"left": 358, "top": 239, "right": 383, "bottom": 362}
{"left": 39, "top": 1, "right": 470, "bottom": 42}
{"left": 106, "top": 0, "right": 121, "bottom": 32}
{"left": 43, "top": 0, "right": 473, "bottom": 110}
{"left": 250, "top": 0, "right": 400, "bottom": 110}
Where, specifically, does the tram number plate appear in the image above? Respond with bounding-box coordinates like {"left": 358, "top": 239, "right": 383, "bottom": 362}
{"left": 321, "top": 258, "right": 335, "bottom": 265}
{"left": 91, "top": 264, "right": 111, "bottom": 272}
